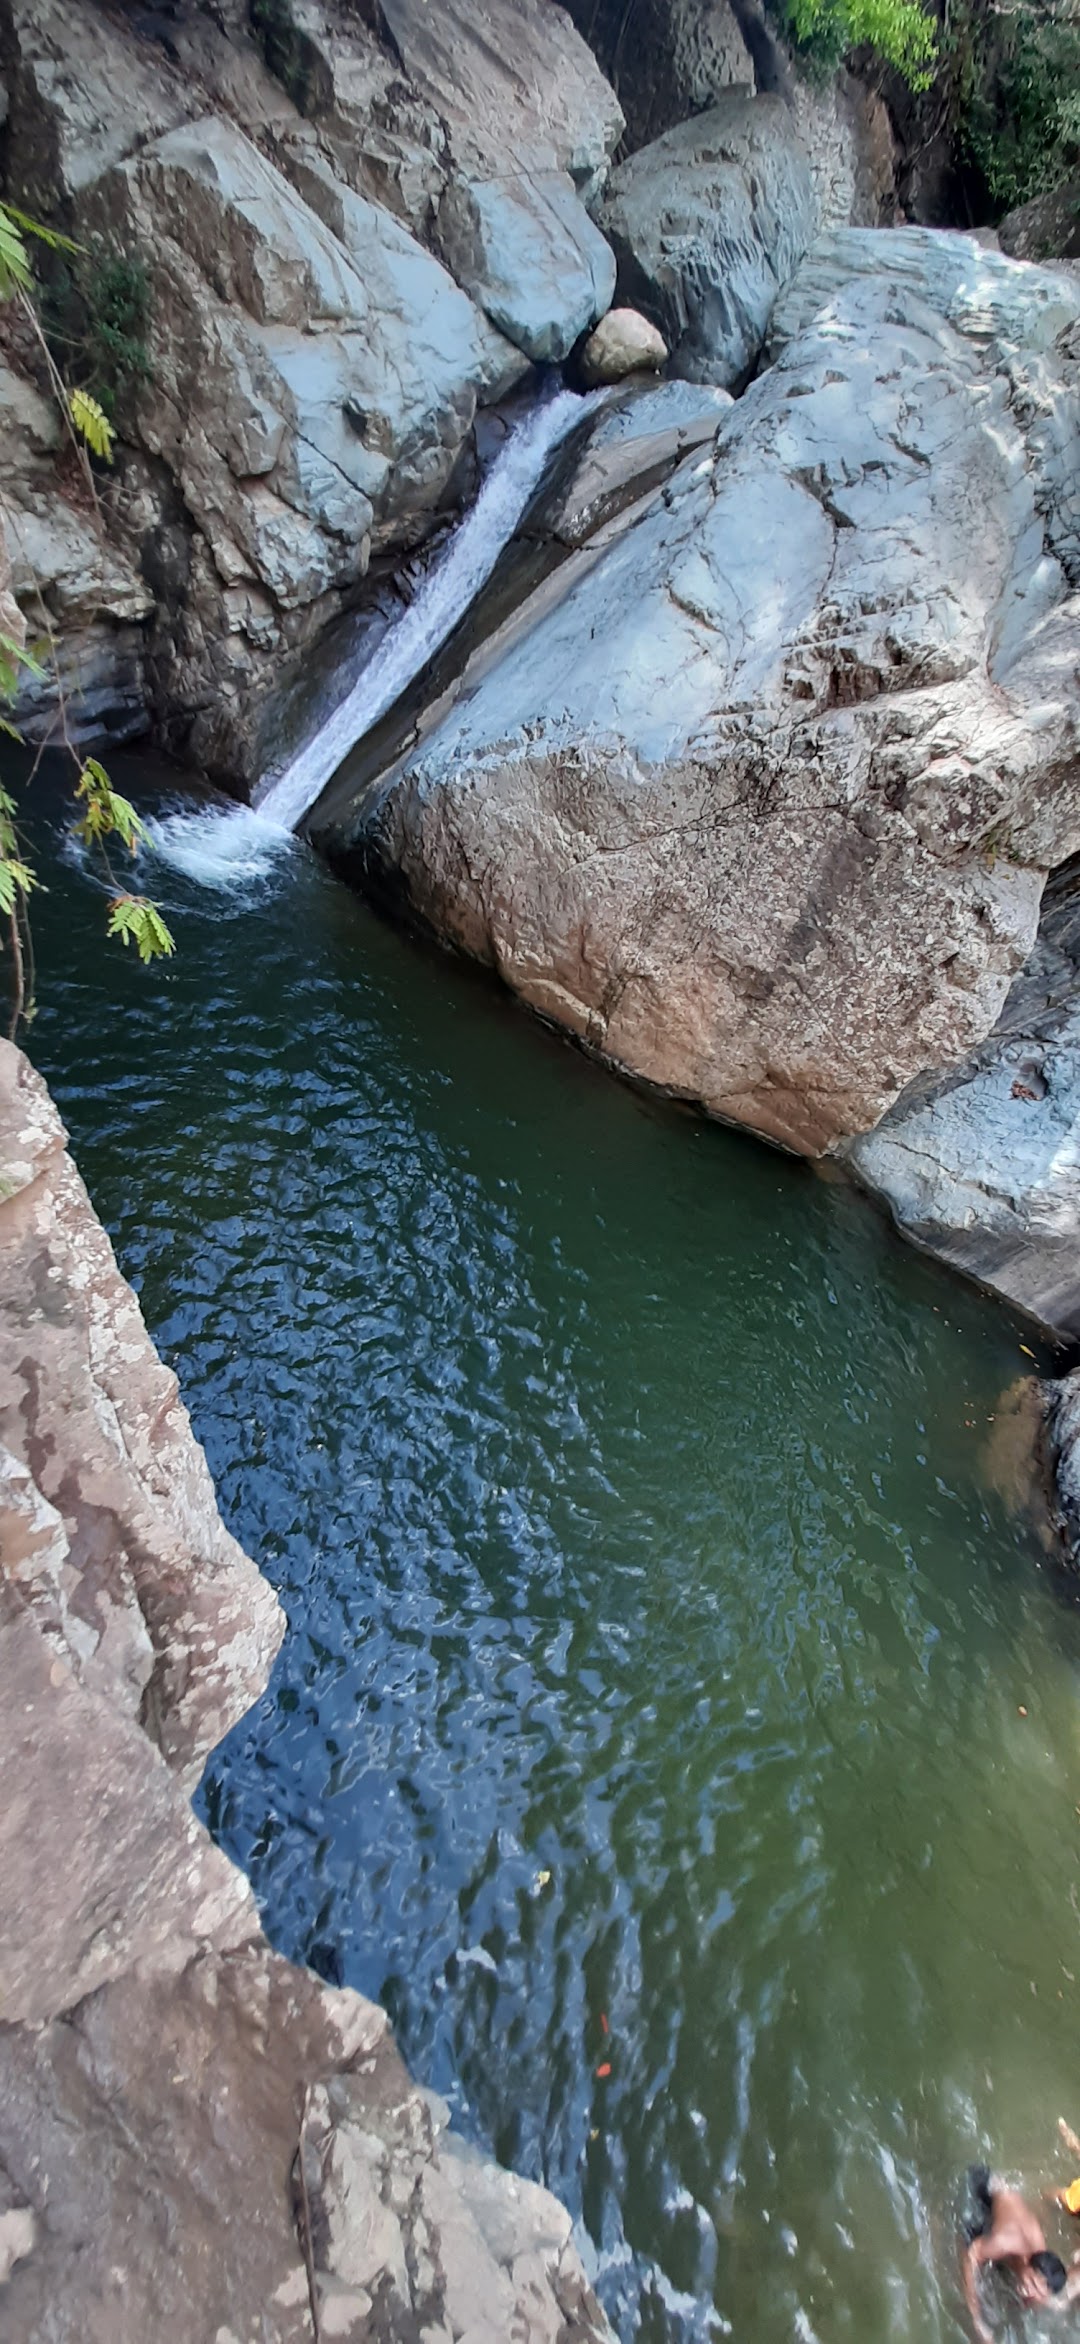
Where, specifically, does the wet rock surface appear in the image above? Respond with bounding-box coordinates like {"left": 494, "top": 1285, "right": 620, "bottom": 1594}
{"left": 328, "top": 232, "right": 1080, "bottom": 1160}
{"left": 0, "top": 1041, "right": 612, "bottom": 2343}
{"left": 1045, "top": 1365, "right": 1080, "bottom": 1562}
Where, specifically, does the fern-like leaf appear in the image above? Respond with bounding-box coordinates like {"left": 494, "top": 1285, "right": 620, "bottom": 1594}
{"left": 106, "top": 895, "right": 176, "bottom": 964}
{"left": 75, "top": 759, "right": 147, "bottom": 851}
{"left": 0, "top": 206, "right": 31, "bottom": 299}
{"left": 69, "top": 388, "right": 115, "bottom": 462}
{"left": 1, "top": 204, "right": 78, "bottom": 256}
{"left": 0, "top": 857, "right": 37, "bottom": 915}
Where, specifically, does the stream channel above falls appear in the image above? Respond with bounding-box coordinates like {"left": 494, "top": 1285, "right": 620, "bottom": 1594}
{"left": 23, "top": 749, "right": 1080, "bottom": 2344}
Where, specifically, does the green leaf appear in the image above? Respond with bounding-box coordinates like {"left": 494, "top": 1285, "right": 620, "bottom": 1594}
{"left": 101, "top": 788, "right": 144, "bottom": 852}
{"left": 106, "top": 895, "right": 176, "bottom": 964}
{"left": 74, "top": 759, "right": 147, "bottom": 851}
{"left": 1, "top": 204, "right": 78, "bottom": 256}
{"left": 0, "top": 856, "right": 37, "bottom": 914}
{"left": 0, "top": 205, "right": 31, "bottom": 299}
{"left": 68, "top": 387, "right": 115, "bottom": 461}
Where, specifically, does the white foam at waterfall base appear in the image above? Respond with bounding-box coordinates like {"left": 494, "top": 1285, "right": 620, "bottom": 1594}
{"left": 142, "top": 384, "right": 596, "bottom": 892}
{"left": 143, "top": 803, "right": 292, "bottom": 890}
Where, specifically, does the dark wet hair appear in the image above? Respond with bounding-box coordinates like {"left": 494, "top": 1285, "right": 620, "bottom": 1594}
{"left": 1030, "top": 2250, "right": 1068, "bottom": 2293}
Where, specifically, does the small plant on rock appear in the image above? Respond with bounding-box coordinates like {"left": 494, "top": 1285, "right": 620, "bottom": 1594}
{"left": 780, "top": 0, "right": 938, "bottom": 87}
{"left": 0, "top": 200, "right": 174, "bottom": 1030}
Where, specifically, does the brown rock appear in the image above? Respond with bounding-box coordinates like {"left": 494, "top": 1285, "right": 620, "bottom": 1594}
{"left": 580, "top": 307, "right": 669, "bottom": 386}
{"left": 999, "top": 181, "right": 1080, "bottom": 265}
{"left": 0, "top": 1040, "right": 613, "bottom": 2341}
{"left": 0, "top": 1041, "right": 282, "bottom": 1780}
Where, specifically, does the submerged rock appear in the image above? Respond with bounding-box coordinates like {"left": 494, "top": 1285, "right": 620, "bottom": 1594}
{"left": 328, "top": 231, "right": 1080, "bottom": 1161}
{"left": 580, "top": 306, "right": 669, "bottom": 385}
{"left": 598, "top": 92, "right": 819, "bottom": 387}
{"left": 0, "top": 1038, "right": 612, "bottom": 2342}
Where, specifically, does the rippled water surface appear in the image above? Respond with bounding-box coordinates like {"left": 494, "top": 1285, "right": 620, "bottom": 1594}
{"left": 23, "top": 755, "right": 1080, "bottom": 2344}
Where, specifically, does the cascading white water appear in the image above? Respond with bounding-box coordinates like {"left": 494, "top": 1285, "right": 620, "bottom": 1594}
{"left": 146, "top": 386, "right": 594, "bottom": 889}
{"left": 256, "top": 386, "right": 594, "bottom": 834}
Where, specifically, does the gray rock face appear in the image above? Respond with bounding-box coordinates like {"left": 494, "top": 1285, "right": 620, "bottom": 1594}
{"left": 436, "top": 168, "right": 616, "bottom": 364}
{"left": 0, "top": 359, "right": 152, "bottom": 742}
{"left": 844, "top": 863, "right": 1080, "bottom": 1338}
{"left": 599, "top": 93, "right": 820, "bottom": 387}
{"left": 326, "top": 232, "right": 1080, "bottom": 1159}
{"left": 0, "top": 1039, "right": 613, "bottom": 2343}
{"left": 376, "top": 0, "right": 623, "bottom": 205}
{"left": 561, "top": 0, "right": 755, "bottom": 150}
{"left": 0, "top": 0, "right": 622, "bottom": 773}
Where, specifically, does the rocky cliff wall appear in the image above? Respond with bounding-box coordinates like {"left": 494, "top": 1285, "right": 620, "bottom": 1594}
{"left": 0, "top": 1039, "right": 612, "bottom": 2344}
{"left": 0, "top": 0, "right": 622, "bottom": 776}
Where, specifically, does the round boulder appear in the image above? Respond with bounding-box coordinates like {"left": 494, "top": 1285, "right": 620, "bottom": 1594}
{"left": 579, "top": 306, "right": 668, "bottom": 386}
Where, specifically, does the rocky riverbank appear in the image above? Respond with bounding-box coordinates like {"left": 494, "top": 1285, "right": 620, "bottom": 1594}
{"left": 0, "top": 1039, "right": 612, "bottom": 2344}
{"left": 2, "top": 7, "right": 1079, "bottom": 1378}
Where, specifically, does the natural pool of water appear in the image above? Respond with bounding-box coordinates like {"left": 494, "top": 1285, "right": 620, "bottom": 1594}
{"left": 22, "top": 753, "right": 1080, "bottom": 2344}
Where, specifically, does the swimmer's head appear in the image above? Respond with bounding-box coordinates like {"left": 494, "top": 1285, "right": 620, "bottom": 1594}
{"left": 1029, "top": 2249, "right": 1068, "bottom": 2297}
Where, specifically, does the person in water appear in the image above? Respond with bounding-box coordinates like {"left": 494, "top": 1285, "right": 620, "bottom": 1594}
{"left": 962, "top": 2166, "right": 1080, "bottom": 2340}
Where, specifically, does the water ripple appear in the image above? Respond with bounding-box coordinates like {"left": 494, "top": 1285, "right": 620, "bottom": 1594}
{"left": 23, "top": 757, "right": 1080, "bottom": 2344}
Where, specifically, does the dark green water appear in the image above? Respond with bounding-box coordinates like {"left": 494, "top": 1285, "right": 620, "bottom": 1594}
{"left": 21, "top": 754, "right": 1080, "bottom": 2344}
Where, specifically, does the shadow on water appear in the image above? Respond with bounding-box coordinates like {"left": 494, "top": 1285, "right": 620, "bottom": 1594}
{"left": 15, "top": 748, "right": 1080, "bottom": 2344}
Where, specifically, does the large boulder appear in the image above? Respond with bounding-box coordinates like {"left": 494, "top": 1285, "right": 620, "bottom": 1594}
{"left": 271, "top": 0, "right": 624, "bottom": 364}
{"left": 321, "top": 232, "right": 1080, "bottom": 1160}
{"left": 436, "top": 170, "right": 616, "bottom": 364}
{"left": 599, "top": 93, "right": 820, "bottom": 387}
{"left": 999, "top": 182, "right": 1080, "bottom": 265}
{"left": 0, "top": 1040, "right": 613, "bottom": 2343}
{"left": 844, "top": 862, "right": 1080, "bottom": 1338}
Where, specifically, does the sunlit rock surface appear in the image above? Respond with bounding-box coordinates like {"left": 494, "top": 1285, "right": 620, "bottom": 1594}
{"left": 333, "top": 233, "right": 1080, "bottom": 1159}
{"left": 0, "top": 1042, "right": 612, "bottom": 2344}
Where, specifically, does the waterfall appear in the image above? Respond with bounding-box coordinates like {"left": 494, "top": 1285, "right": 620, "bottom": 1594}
{"left": 145, "top": 385, "right": 595, "bottom": 889}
